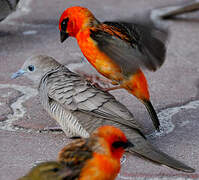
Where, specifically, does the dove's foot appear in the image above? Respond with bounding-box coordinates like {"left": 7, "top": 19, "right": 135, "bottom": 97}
{"left": 43, "top": 126, "right": 63, "bottom": 132}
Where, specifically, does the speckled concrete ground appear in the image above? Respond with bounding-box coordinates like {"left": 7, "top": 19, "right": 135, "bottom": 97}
{"left": 0, "top": 0, "right": 199, "bottom": 179}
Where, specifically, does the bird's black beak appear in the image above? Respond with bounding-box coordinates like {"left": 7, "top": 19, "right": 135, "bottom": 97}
{"left": 60, "top": 31, "right": 69, "bottom": 43}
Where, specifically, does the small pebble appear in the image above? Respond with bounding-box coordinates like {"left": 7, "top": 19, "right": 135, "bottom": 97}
{"left": 23, "top": 30, "right": 37, "bottom": 35}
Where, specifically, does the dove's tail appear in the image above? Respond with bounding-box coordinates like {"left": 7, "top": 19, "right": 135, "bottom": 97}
{"left": 128, "top": 137, "right": 195, "bottom": 173}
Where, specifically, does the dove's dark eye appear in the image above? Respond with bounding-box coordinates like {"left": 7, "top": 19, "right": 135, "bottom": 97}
{"left": 28, "top": 65, "right": 34, "bottom": 71}
{"left": 61, "top": 18, "right": 69, "bottom": 31}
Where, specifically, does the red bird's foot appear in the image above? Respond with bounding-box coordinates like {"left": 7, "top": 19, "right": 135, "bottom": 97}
{"left": 76, "top": 71, "right": 122, "bottom": 91}
{"left": 76, "top": 71, "right": 113, "bottom": 87}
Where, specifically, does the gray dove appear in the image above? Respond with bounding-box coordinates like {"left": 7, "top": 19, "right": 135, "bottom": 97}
{"left": 12, "top": 55, "right": 195, "bottom": 173}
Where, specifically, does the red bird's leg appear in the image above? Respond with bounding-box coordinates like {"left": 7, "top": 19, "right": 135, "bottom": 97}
{"left": 76, "top": 70, "right": 113, "bottom": 88}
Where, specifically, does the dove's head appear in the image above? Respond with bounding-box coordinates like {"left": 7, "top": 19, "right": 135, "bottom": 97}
{"left": 11, "top": 55, "right": 61, "bottom": 86}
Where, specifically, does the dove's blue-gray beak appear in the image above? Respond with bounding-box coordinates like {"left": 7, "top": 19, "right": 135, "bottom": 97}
{"left": 11, "top": 69, "right": 25, "bottom": 79}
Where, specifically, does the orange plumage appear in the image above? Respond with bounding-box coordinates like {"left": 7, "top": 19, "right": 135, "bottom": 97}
{"left": 59, "top": 6, "right": 168, "bottom": 130}
{"left": 58, "top": 125, "right": 133, "bottom": 180}
{"left": 18, "top": 126, "right": 132, "bottom": 180}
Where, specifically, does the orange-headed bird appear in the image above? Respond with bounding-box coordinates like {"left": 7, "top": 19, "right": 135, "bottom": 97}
{"left": 57, "top": 125, "right": 133, "bottom": 180}
{"left": 18, "top": 126, "right": 133, "bottom": 180}
{"left": 59, "top": 6, "right": 168, "bottom": 131}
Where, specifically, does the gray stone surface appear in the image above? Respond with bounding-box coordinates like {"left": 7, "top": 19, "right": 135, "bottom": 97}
{"left": 0, "top": 0, "right": 199, "bottom": 179}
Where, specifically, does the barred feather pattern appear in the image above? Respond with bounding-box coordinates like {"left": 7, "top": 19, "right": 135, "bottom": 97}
{"left": 38, "top": 66, "right": 142, "bottom": 138}
{"left": 39, "top": 68, "right": 89, "bottom": 138}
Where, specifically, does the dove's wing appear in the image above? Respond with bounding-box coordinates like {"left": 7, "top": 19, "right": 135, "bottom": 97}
{"left": 40, "top": 66, "right": 144, "bottom": 137}
{"left": 39, "top": 68, "right": 90, "bottom": 137}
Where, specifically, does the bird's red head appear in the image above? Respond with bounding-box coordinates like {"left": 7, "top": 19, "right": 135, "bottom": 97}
{"left": 59, "top": 6, "right": 96, "bottom": 42}
{"left": 94, "top": 126, "right": 134, "bottom": 160}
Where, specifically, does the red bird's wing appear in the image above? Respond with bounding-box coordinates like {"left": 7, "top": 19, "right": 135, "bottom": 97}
{"left": 90, "top": 21, "right": 168, "bottom": 76}
{"left": 58, "top": 138, "right": 93, "bottom": 179}
{"left": 18, "top": 161, "right": 82, "bottom": 180}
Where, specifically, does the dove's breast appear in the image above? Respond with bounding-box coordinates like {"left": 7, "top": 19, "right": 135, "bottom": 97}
{"left": 48, "top": 100, "right": 90, "bottom": 138}
{"left": 38, "top": 72, "right": 90, "bottom": 138}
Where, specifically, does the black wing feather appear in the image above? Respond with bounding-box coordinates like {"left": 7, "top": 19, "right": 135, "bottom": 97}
{"left": 90, "top": 21, "right": 168, "bottom": 76}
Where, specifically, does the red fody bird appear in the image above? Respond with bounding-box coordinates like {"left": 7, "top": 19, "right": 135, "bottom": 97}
{"left": 18, "top": 126, "right": 133, "bottom": 180}
{"left": 59, "top": 6, "right": 168, "bottom": 131}
{"left": 58, "top": 125, "right": 133, "bottom": 180}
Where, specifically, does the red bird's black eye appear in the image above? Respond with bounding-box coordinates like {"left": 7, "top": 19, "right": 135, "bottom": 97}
{"left": 112, "top": 140, "right": 134, "bottom": 149}
{"left": 61, "top": 18, "right": 69, "bottom": 31}
{"left": 112, "top": 141, "right": 127, "bottom": 149}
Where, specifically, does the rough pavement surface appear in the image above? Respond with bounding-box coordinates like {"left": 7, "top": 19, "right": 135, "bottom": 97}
{"left": 0, "top": 0, "right": 199, "bottom": 179}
